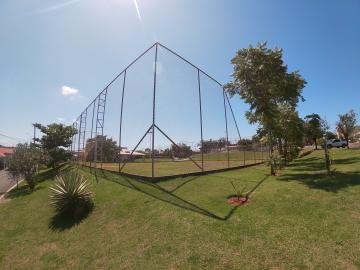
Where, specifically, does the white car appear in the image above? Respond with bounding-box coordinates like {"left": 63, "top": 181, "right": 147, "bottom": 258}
{"left": 326, "top": 139, "right": 348, "bottom": 148}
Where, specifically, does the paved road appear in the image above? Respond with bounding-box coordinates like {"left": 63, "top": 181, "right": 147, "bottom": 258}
{"left": 0, "top": 170, "right": 16, "bottom": 194}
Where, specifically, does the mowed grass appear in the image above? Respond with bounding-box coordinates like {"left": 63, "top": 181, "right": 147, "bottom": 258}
{"left": 1, "top": 149, "right": 360, "bottom": 269}
{"left": 89, "top": 150, "right": 268, "bottom": 177}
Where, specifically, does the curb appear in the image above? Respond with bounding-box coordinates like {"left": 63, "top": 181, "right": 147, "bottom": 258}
{"left": 0, "top": 179, "right": 24, "bottom": 201}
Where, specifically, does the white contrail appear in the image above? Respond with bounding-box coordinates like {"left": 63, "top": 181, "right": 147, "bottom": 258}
{"left": 32, "top": 0, "right": 81, "bottom": 15}
{"left": 133, "top": 0, "right": 142, "bottom": 22}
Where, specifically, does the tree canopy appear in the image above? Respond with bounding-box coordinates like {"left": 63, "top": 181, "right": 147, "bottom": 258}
{"left": 304, "top": 114, "right": 324, "bottom": 149}
{"left": 33, "top": 123, "right": 77, "bottom": 167}
{"left": 337, "top": 109, "right": 357, "bottom": 148}
{"left": 225, "top": 42, "right": 307, "bottom": 174}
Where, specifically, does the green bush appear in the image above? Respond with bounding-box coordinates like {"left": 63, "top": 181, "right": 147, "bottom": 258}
{"left": 7, "top": 143, "right": 41, "bottom": 190}
{"left": 49, "top": 171, "right": 93, "bottom": 215}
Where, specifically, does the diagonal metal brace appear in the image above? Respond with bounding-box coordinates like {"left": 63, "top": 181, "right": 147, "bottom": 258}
{"left": 120, "top": 125, "right": 153, "bottom": 172}
{"left": 154, "top": 124, "right": 203, "bottom": 171}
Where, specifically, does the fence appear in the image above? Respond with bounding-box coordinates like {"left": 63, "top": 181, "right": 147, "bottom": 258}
{"left": 69, "top": 42, "right": 269, "bottom": 179}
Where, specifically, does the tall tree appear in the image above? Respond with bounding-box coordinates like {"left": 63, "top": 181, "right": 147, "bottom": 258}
{"left": 33, "top": 123, "right": 77, "bottom": 167}
{"left": 304, "top": 114, "right": 324, "bottom": 149}
{"left": 337, "top": 109, "right": 357, "bottom": 149}
{"left": 225, "top": 42, "right": 306, "bottom": 174}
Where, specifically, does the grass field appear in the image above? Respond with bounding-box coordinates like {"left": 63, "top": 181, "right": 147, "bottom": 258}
{"left": 0, "top": 149, "right": 359, "bottom": 269}
{"left": 86, "top": 150, "right": 268, "bottom": 177}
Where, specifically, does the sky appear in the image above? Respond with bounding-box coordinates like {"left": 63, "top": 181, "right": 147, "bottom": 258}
{"left": 0, "top": 0, "right": 359, "bottom": 148}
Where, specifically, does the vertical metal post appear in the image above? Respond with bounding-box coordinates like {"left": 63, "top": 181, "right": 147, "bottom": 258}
{"left": 100, "top": 89, "right": 108, "bottom": 169}
{"left": 151, "top": 44, "right": 158, "bottom": 178}
{"left": 94, "top": 97, "right": 98, "bottom": 169}
{"left": 118, "top": 70, "right": 127, "bottom": 172}
{"left": 33, "top": 125, "right": 36, "bottom": 145}
{"left": 89, "top": 101, "right": 96, "bottom": 168}
{"left": 222, "top": 90, "right": 230, "bottom": 168}
{"left": 77, "top": 113, "right": 82, "bottom": 165}
{"left": 254, "top": 145, "right": 256, "bottom": 163}
{"left": 243, "top": 144, "right": 246, "bottom": 166}
{"left": 197, "top": 69, "right": 204, "bottom": 172}
{"left": 81, "top": 110, "right": 87, "bottom": 166}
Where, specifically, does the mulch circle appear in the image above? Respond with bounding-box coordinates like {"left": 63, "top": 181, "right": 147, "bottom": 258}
{"left": 227, "top": 196, "right": 249, "bottom": 206}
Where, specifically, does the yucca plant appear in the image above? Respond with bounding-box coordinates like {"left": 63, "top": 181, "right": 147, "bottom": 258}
{"left": 49, "top": 171, "right": 93, "bottom": 215}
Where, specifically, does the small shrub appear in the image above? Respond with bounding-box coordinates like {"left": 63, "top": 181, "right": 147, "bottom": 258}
{"left": 49, "top": 171, "right": 93, "bottom": 215}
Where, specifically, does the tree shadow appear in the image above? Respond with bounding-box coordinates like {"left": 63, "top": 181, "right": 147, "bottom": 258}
{"left": 5, "top": 185, "right": 45, "bottom": 199}
{"left": 48, "top": 203, "right": 94, "bottom": 232}
{"left": 279, "top": 170, "right": 360, "bottom": 192}
{"left": 5, "top": 164, "right": 69, "bottom": 199}
{"left": 332, "top": 157, "right": 360, "bottom": 165}
{"left": 86, "top": 167, "right": 267, "bottom": 221}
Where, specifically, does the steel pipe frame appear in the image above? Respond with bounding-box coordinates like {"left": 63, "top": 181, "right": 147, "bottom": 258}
{"left": 71, "top": 42, "right": 246, "bottom": 179}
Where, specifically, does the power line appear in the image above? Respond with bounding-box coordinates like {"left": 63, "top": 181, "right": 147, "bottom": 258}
{"left": 0, "top": 133, "right": 25, "bottom": 142}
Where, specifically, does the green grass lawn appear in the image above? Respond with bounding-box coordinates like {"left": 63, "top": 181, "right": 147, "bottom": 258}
{"left": 88, "top": 150, "right": 268, "bottom": 177}
{"left": 0, "top": 149, "right": 360, "bottom": 269}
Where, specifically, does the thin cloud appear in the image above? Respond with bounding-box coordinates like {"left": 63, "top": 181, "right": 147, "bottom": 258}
{"left": 32, "top": 0, "right": 81, "bottom": 15}
{"left": 57, "top": 117, "right": 64, "bottom": 122}
{"left": 61, "top": 86, "right": 79, "bottom": 96}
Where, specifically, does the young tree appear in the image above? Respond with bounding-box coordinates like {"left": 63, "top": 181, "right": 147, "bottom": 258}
{"left": 7, "top": 143, "right": 41, "bottom": 190}
{"left": 304, "top": 114, "right": 324, "bottom": 149}
{"left": 337, "top": 109, "right": 357, "bottom": 149}
{"left": 274, "top": 105, "right": 305, "bottom": 163}
{"left": 225, "top": 42, "right": 306, "bottom": 174}
{"left": 33, "top": 123, "right": 77, "bottom": 167}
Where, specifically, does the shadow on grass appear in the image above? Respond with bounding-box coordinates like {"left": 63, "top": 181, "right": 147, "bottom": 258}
{"left": 279, "top": 169, "right": 360, "bottom": 192}
{"left": 49, "top": 203, "right": 94, "bottom": 231}
{"left": 87, "top": 167, "right": 267, "bottom": 221}
{"left": 5, "top": 164, "right": 69, "bottom": 199}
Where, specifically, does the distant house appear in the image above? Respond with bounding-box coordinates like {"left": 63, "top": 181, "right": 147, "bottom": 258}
{"left": 0, "top": 146, "right": 15, "bottom": 158}
{"left": 119, "top": 148, "right": 145, "bottom": 161}
{"left": 0, "top": 146, "right": 15, "bottom": 170}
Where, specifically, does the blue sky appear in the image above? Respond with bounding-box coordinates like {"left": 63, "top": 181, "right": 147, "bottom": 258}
{"left": 1, "top": 0, "right": 359, "bottom": 147}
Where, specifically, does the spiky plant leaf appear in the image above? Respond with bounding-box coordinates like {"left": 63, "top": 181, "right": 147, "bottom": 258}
{"left": 49, "top": 171, "right": 93, "bottom": 214}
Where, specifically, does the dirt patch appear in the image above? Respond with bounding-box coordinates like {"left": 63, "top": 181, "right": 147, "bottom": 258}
{"left": 227, "top": 196, "right": 249, "bottom": 206}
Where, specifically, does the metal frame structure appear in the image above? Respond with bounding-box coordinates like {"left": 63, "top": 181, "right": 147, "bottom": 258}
{"left": 70, "top": 42, "right": 266, "bottom": 180}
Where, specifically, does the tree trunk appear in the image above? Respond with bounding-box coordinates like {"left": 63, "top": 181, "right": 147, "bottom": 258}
{"left": 314, "top": 137, "right": 318, "bottom": 150}
{"left": 278, "top": 138, "right": 283, "bottom": 156}
{"left": 269, "top": 131, "right": 275, "bottom": 176}
{"left": 346, "top": 137, "right": 349, "bottom": 149}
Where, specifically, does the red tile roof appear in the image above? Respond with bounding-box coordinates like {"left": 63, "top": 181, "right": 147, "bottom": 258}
{"left": 0, "top": 147, "right": 15, "bottom": 157}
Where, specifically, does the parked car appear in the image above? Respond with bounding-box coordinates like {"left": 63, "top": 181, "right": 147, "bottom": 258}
{"left": 324, "top": 139, "right": 348, "bottom": 148}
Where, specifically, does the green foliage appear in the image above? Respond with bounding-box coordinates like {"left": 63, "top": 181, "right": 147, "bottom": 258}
{"left": 304, "top": 114, "right": 325, "bottom": 149}
{"left": 6, "top": 143, "right": 41, "bottom": 190}
{"left": 170, "top": 143, "right": 193, "bottom": 159}
{"left": 49, "top": 171, "right": 93, "bottom": 215}
{"left": 199, "top": 138, "right": 226, "bottom": 153}
{"left": 225, "top": 42, "right": 306, "bottom": 174}
{"left": 84, "top": 135, "right": 118, "bottom": 162}
{"left": 225, "top": 42, "right": 306, "bottom": 130}
{"left": 274, "top": 105, "right": 305, "bottom": 162}
{"left": 267, "top": 152, "right": 285, "bottom": 174}
{"left": 34, "top": 123, "right": 77, "bottom": 167}
{"left": 337, "top": 109, "right": 357, "bottom": 148}
{"left": 325, "top": 131, "right": 337, "bottom": 140}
